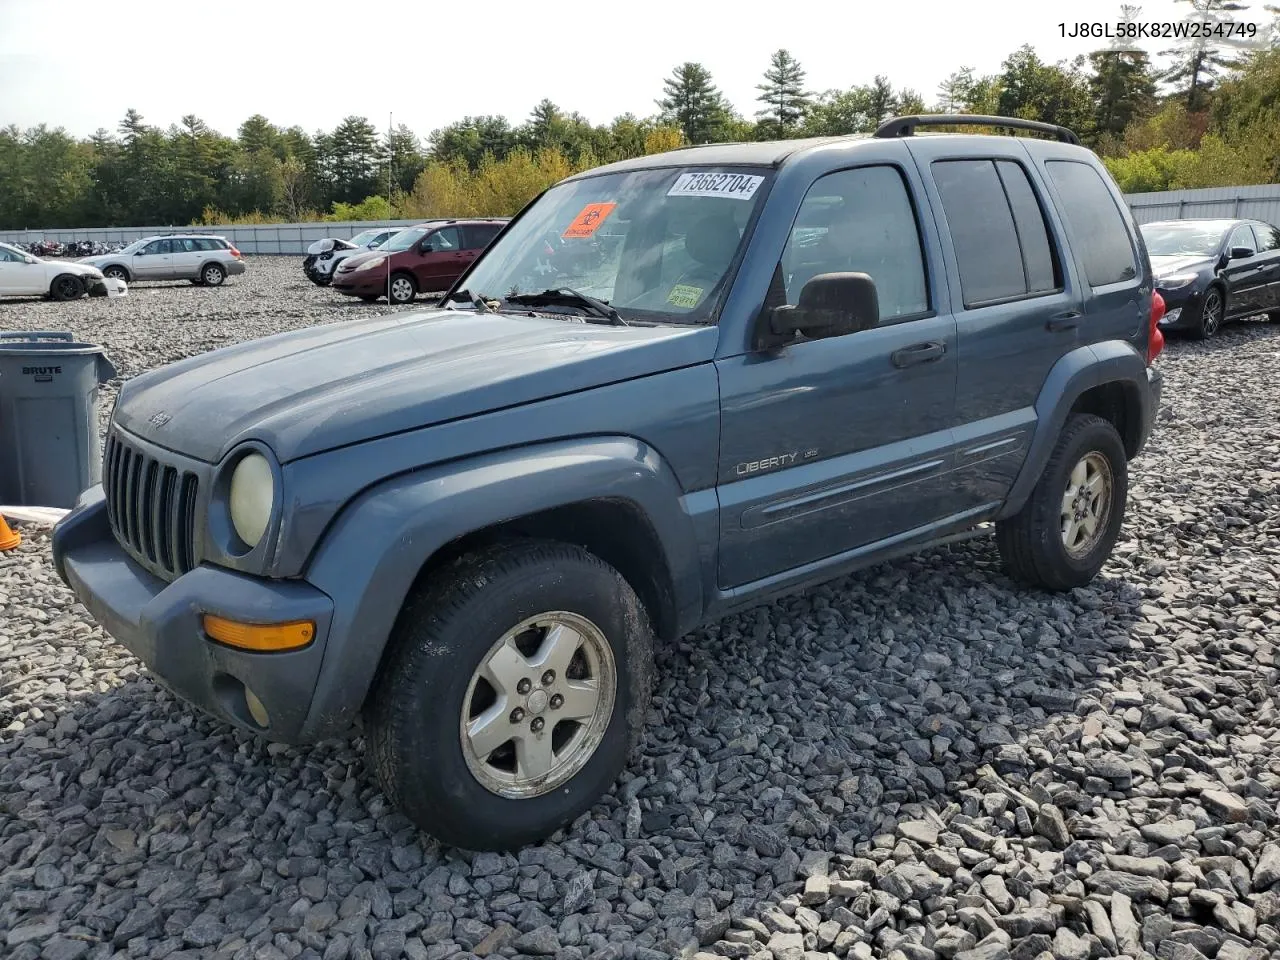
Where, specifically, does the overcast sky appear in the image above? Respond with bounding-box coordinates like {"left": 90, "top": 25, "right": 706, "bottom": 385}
{"left": 0, "top": 0, "right": 1270, "bottom": 141}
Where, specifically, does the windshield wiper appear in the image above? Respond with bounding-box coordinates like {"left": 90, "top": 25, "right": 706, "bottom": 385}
{"left": 445, "top": 289, "right": 498, "bottom": 314}
{"left": 505, "top": 287, "right": 629, "bottom": 326}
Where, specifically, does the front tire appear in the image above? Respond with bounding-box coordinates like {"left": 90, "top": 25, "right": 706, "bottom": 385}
{"left": 1193, "top": 285, "right": 1224, "bottom": 339}
{"left": 388, "top": 272, "right": 416, "bottom": 305}
{"left": 996, "top": 413, "right": 1128, "bottom": 591}
{"left": 365, "top": 540, "right": 654, "bottom": 851}
{"left": 103, "top": 265, "right": 128, "bottom": 282}
{"left": 50, "top": 274, "right": 83, "bottom": 301}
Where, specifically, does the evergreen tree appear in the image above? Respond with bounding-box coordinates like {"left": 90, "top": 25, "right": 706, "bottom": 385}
{"left": 755, "top": 49, "right": 811, "bottom": 133}
{"left": 866, "top": 76, "right": 896, "bottom": 127}
{"left": 327, "top": 116, "right": 382, "bottom": 204}
{"left": 657, "top": 62, "right": 731, "bottom": 144}
{"left": 1160, "top": 0, "right": 1250, "bottom": 112}
{"left": 936, "top": 67, "right": 976, "bottom": 113}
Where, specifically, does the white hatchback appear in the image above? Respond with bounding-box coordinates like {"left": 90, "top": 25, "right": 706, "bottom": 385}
{"left": 0, "top": 242, "right": 121, "bottom": 300}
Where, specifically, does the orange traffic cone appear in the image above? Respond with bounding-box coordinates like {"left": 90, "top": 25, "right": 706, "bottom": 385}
{"left": 0, "top": 513, "right": 20, "bottom": 551}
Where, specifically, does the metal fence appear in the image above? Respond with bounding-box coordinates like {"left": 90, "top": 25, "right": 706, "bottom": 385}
{"left": 1125, "top": 184, "right": 1280, "bottom": 226}
{"left": 4, "top": 185, "right": 1280, "bottom": 254}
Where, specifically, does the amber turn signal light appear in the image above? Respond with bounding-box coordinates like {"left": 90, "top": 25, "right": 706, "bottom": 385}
{"left": 202, "top": 614, "right": 315, "bottom": 652}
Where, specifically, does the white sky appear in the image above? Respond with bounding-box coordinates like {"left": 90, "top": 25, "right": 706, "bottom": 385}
{"left": 0, "top": 0, "right": 1269, "bottom": 141}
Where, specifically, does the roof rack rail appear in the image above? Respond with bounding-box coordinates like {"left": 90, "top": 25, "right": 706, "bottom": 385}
{"left": 873, "top": 114, "right": 1082, "bottom": 146}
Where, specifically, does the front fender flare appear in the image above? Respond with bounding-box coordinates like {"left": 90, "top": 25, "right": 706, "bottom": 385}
{"left": 997, "top": 342, "right": 1152, "bottom": 521}
{"left": 297, "top": 436, "right": 704, "bottom": 741}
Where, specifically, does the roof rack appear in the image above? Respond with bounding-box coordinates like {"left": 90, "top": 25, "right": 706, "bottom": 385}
{"left": 873, "top": 114, "right": 1082, "bottom": 146}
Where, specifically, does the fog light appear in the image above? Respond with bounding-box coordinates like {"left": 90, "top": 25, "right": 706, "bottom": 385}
{"left": 203, "top": 614, "right": 315, "bottom": 651}
{"left": 1160, "top": 307, "right": 1181, "bottom": 325}
{"left": 244, "top": 687, "right": 270, "bottom": 728}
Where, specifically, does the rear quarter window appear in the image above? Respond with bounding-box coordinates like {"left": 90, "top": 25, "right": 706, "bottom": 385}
{"left": 1043, "top": 160, "right": 1138, "bottom": 286}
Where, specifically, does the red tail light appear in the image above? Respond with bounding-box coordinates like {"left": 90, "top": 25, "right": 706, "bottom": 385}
{"left": 1147, "top": 291, "right": 1165, "bottom": 365}
{"left": 228, "top": 245, "right": 242, "bottom": 259}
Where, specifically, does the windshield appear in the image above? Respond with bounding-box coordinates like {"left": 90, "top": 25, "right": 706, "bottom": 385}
{"left": 381, "top": 226, "right": 430, "bottom": 252}
{"left": 119, "top": 238, "right": 148, "bottom": 254}
{"left": 458, "top": 166, "right": 772, "bottom": 323}
{"left": 1141, "top": 222, "right": 1226, "bottom": 257}
{"left": 349, "top": 229, "right": 382, "bottom": 246}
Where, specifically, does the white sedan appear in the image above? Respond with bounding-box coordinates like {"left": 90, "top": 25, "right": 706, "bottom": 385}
{"left": 0, "top": 242, "right": 125, "bottom": 300}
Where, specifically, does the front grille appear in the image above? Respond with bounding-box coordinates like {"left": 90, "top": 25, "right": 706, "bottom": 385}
{"left": 103, "top": 429, "right": 200, "bottom": 578}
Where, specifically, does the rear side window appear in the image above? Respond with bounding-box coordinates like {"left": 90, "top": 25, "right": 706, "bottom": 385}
{"left": 1043, "top": 160, "right": 1138, "bottom": 286}
{"left": 1254, "top": 223, "right": 1280, "bottom": 251}
{"left": 464, "top": 224, "right": 502, "bottom": 249}
{"left": 932, "top": 159, "right": 1059, "bottom": 307}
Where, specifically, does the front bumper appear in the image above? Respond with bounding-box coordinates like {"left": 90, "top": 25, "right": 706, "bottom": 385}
{"left": 332, "top": 269, "right": 388, "bottom": 296}
{"left": 51, "top": 486, "right": 338, "bottom": 744}
{"left": 1155, "top": 284, "right": 1203, "bottom": 330}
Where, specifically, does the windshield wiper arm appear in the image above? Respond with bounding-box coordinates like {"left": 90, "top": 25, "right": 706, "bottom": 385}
{"left": 445, "top": 288, "right": 498, "bottom": 314}
{"left": 505, "top": 287, "right": 629, "bottom": 326}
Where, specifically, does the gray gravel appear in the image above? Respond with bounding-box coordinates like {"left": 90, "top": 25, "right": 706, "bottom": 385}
{"left": 3, "top": 257, "right": 1280, "bottom": 960}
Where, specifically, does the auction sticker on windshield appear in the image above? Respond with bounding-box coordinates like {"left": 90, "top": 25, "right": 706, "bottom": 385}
{"left": 667, "top": 172, "right": 764, "bottom": 200}
{"left": 563, "top": 202, "right": 617, "bottom": 239}
{"left": 667, "top": 284, "right": 703, "bottom": 308}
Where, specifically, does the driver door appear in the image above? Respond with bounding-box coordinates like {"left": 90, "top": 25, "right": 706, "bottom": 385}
{"left": 412, "top": 226, "right": 464, "bottom": 292}
{"left": 714, "top": 160, "right": 960, "bottom": 589}
{"left": 132, "top": 239, "right": 173, "bottom": 279}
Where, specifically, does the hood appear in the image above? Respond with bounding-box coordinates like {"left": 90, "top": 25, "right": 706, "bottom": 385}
{"left": 59, "top": 259, "right": 104, "bottom": 276}
{"left": 1150, "top": 254, "right": 1213, "bottom": 278}
{"left": 76, "top": 256, "right": 113, "bottom": 268}
{"left": 114, "top": 308, "right": 718, "bottom": 463}
{"left": 335, "top": 249, "right": 385, "bottom": 272}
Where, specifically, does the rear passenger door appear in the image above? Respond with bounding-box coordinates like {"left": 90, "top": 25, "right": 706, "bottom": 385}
{"left": 171, "top": 238, "right": 203, "bottom": 278}
{"left": 905, "top": 140, "right": 1086, "bottom": 511}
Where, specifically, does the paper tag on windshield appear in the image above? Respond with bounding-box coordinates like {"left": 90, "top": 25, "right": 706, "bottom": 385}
{"left": 667, "top": 284, "right": 703, "bottom": 308}
{"left": 667, "top": 172, "right": 763, "bottom": 200}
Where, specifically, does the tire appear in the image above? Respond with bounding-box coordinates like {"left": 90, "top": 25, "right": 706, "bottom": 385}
{"left": 1193, "top": 285, "right": 1224, "bottom": 339}
{"left": 359, "top": 294, "right": 380, "bottom": 303}
{"left": 102, "top": 265, "right": 129, "bottom": 282}
{"left": 1267, "top": 310, "right": 1280, "bottom": 324}
{"left": 996, "top": 413, "right": 1128, "bottom": 592}
{"left": 388, "top": 272, "right": 416, "bottom": 305}
{"left": 201, "top": 263, "right": 226, "bottom": 286}
{"left": 365, "top": 540, "right": 654, "bottom": 851}
{"left": 50, "top": 274, "right": 83, "bottom": 301}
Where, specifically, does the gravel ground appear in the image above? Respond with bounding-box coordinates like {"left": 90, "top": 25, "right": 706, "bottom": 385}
{"left": 2, "top": 257, "right": 1280, "bottom": 960}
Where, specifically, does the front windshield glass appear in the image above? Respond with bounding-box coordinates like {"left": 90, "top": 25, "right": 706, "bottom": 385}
{"left": 381, "top": 226, "right": 430, "bottom": 252}
{"left": 349, "top": 229, "right": 381, "bottom": 246}
{"left": 460, "top": 166, "right": 772, "bottom": 323}
{"left": 120, "top": 238, "right": 147, "bottom": 254}
{"left": 1141, "top": 222, "right": 1226, "bottom": 257}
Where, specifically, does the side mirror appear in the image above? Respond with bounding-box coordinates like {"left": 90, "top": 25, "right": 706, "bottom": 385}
{"left": 766, "top": 273, "right": 879, "bottom": 346}
{"left": 419, "top": 243, "right": 434, "bottom": 254}
{"left": 1230, "top": 246, "right": 1254, "bottom": 260}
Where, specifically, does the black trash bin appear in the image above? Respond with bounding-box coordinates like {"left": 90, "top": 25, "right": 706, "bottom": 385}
{"left": 0, "top": 330, "right": 118, "bottom": 508}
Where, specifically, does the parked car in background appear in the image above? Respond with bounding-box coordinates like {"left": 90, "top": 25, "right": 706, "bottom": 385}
{"left": 0, "top": 240, "right": 123, "bottom": 300}
{"left": 332, "top": 219, "right": 508, "bottom": 304}
{"left": 303, "top": 227, "right": 401, "bottom": 286}
{"left": 1140, "top": 217, "right": 1280, "bottom": 338}
{"left": 79, "top": 234, "right": 245, "bottom": 286}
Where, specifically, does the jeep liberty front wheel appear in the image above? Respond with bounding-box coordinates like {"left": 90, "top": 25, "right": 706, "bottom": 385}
{"left": 365, "top": 540, "right": 654, "bottom": 851}
{"left": 996, "top": 413, "right": 1127, "bottom": 591}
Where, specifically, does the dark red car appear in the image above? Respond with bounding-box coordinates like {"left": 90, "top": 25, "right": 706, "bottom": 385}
{"left": 332, "top": 219, "right": 508, "bottom": 304}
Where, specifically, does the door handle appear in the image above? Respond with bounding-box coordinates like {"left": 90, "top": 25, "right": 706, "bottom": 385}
{"left": 1047, "top": 311, "right": 1080, "bottom": 332}
{"left": 891, "top": 341, "right": 945, "bottom": 368}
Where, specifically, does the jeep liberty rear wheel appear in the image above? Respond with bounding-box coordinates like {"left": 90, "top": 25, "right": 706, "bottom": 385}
{"left": 996, "top": 413, "right": 1127, "bottom": 591}
{"left": 365, "top": 540, "right": 654, "bottom": 851}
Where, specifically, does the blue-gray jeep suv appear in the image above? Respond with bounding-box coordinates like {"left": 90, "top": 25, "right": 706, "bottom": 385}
{"left": 52, "top": 115, "right": 1165, "bottom": 851}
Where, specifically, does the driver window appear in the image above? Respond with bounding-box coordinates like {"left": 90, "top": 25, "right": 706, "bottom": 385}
{"left": 780, "top": 165, "right": 929, "bottom": 322}
{"left": 1230, "top": 225, "right": 1256, "bottom": 255}
{"left": 0, "top": 248, "right": 18, "bottom": 262}
{"left": 141, "top": 239, "right": 167, "bottom": 255}
{"left": 426, "top": 227, "right": 461, "bottom": 251}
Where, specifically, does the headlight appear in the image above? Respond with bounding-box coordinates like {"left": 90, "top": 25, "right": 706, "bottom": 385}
{"left": 1156, "top": 273, "right": 1197, "bottom": 289}
{"left": 229, "top": 453, "right": 274, "bottom": 548}
{"left": 355, "top": 256, "right": 386, "bottom": 271}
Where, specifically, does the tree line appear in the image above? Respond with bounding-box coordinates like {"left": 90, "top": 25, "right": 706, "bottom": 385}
{"left": 2, "top": 0, "right": 1278, "bottom": 231}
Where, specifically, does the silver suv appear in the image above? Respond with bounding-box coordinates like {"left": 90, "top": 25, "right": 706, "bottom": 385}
{"left": 79, "top": 234, "right": 246, "bottom": 286}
